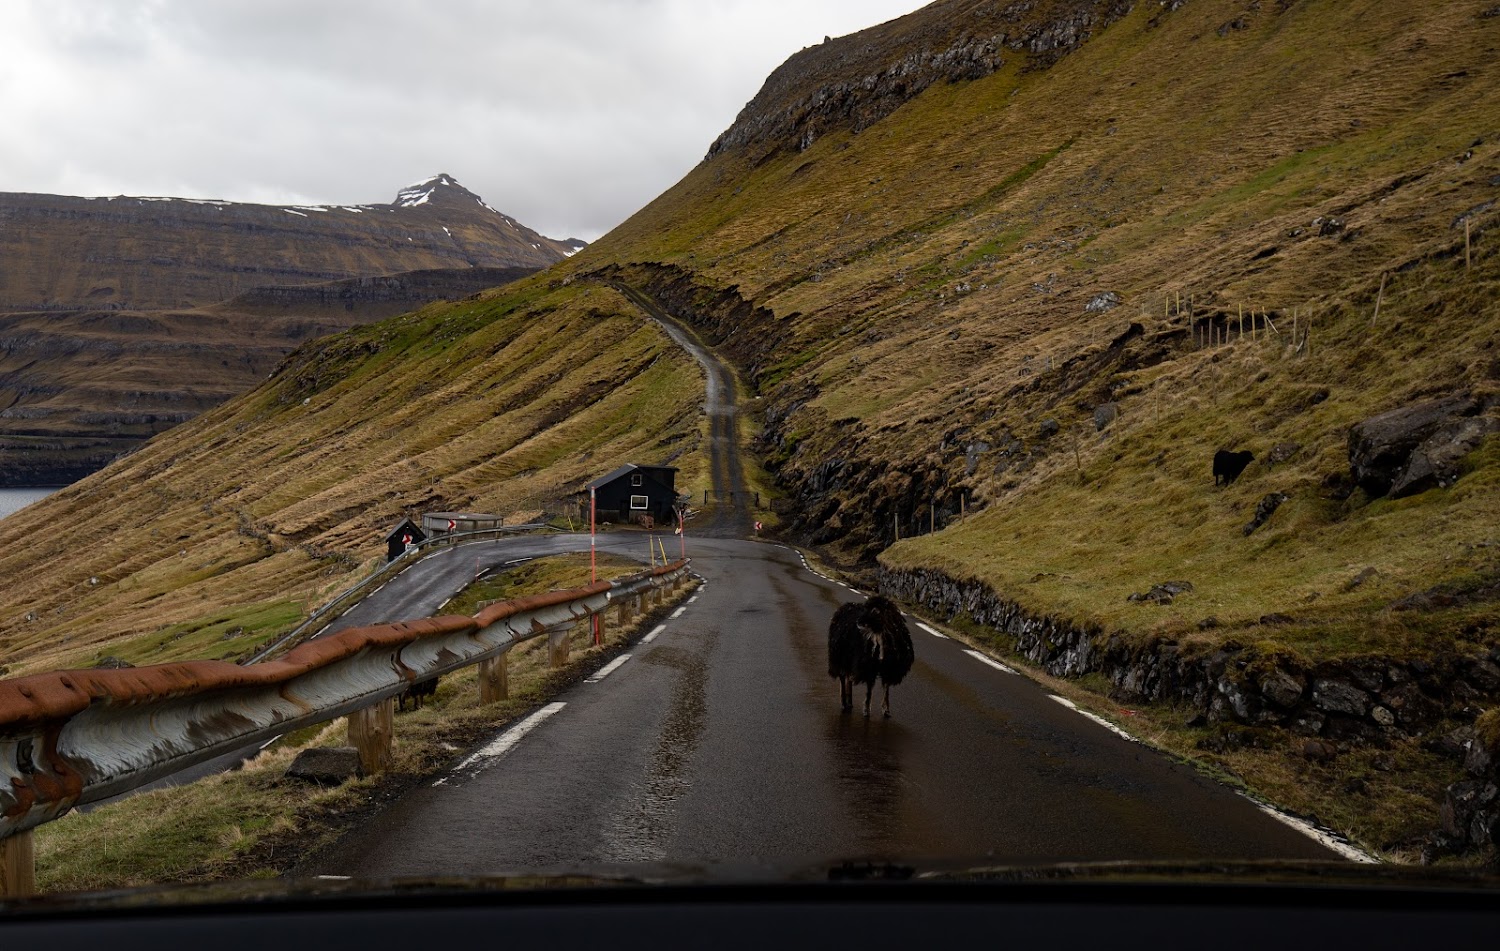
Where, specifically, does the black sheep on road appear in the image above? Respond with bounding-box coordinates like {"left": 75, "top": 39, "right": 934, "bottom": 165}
{"left": 827, "top": 595, "right": 915, "bottom": 717}
{"left": 1213, "top": 448, "right": 1254, "bottom": 486}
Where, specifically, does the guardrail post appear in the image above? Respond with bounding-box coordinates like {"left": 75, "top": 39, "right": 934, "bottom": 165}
{"left": 547, "top": 624, "right": 572, "bottom": 668}
{"left": 477, "top": 653, "right": 509, "bottom": 703}
{"left": 348, "top": 698, "right": 394, "bottom": 775}
{"left": 0, "top": 830, "right": 35, "bottom": 898}
{"left": 614, "top": 598, "right": 633, "bottom": 626}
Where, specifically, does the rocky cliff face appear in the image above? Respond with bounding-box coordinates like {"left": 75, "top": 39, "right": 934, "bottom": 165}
{"left": 0, "top": 175, "right": 571, "bottom": 484}
{"left": 708, "top": 0, "right": 1136, "bottom": 161}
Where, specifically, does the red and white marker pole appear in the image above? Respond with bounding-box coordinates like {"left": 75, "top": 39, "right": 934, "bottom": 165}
{"left": 590, "top": 486, "right": 600, "bottom": 645}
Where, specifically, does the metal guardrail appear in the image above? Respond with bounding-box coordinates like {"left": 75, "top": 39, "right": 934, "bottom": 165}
{"left": 246, "top": 523, "right": 554, "bottom": 664}
{"left": 0, "top": 559, "right": 689, "bottom": 843}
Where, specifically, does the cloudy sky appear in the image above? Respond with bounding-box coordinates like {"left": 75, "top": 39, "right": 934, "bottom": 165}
{"left": 0, "top": 1, "right": 921, "bottom": 241}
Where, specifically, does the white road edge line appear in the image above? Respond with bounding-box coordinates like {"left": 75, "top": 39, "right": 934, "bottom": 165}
{"left": 964, "top": 649, "right": 1016, "bottom": 674}
{"left": 1049, "top": 695, "right": 1137, "bottom": 743}
{"left": 445, "top": 701, "right": 567, "bottom": 777}
{"left": 585, "top": 654, "right": 632, "bottom": 684}
{"left": 643, "top": 623, "right": 668, "bottom": 643}
{"left": 316, "top": 875, "right": 352, "bottom": 881}
{"left": 670, "top": 606, "right": 687, "bottom": 618}
{"left": 1041, "top": 702, "right": 1375, "bottom": 862}
{"left": 687, "top": 596, "right": 699, "bottom": 603}
{"left": 1240, "top": 794, "right": 1378, "bottom": 863}
{"left": 916, "top": 621, "right": 949, "bottom": 639}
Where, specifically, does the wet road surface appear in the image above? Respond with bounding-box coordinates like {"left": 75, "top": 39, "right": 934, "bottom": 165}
{"left": 613, "top": 282, "right": 753, "bottom": 538}
{"left": 312, "top": 537, "right": 1348, "bottom": 878}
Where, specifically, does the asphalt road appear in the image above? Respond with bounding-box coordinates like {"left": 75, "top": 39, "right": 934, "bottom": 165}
{"left": 311, "top": 536, "right": 1352, "bottom": 879}
{"left": 613, "top": 282, "right": 753, "bottom": 538}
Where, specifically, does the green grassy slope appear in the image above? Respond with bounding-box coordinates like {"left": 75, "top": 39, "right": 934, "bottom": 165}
{"left": 588, "top": 0, "right": 1500, "bottom": 659}
{"left": 0, "top": 278, "right": 706, "bottom": 674}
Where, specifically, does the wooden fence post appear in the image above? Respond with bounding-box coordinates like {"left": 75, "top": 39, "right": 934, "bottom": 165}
{"left": 1, "top": 830, "right": 35, "bottom": 898}
{"left": 348, "top": 698, "right": 394, "bottom": 775}
{"left": 547, "top": 626, "right": 571, "bottom": 668}
{"left": 1467, "top": 218, "right": 1472, "bottom": 273}
{"left": 477, "top": 653, "right": 510, "bottom": 704}
{"left": 1372, "top": 272, "right": 1388, "bottom": 324}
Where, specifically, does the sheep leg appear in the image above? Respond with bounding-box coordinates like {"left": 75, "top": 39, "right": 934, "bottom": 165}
{"left": 863, "top": 681, "right": 873, "bottom": 718}
{"left": 883, "top": 683, "right": 891, "bottom": 718}
{"left": 839, "top": 676, "right": 852, "bottom": 713}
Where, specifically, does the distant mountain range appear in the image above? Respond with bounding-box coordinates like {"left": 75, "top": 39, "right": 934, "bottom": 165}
{"left": 0, "top": 174, "right": 582, "bottom": 484}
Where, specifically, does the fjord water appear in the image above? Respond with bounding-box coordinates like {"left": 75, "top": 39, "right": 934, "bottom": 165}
{"left": 0, "top": 488, "right": 55, "bottom": 520}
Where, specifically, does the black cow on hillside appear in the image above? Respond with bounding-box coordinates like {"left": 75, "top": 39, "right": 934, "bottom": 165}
{"left": 1213, "top": 449, "right": 1254, "bottom": 486}
{"left": 828, "top": 595, "right": 915, "bottom": 718}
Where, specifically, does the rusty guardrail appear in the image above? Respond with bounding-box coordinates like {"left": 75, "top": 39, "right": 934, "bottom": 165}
{"left": 0, "top": 559, "right": 690, "bottom": 854}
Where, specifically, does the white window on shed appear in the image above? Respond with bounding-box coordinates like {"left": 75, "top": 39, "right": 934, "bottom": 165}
{"left": 630, "top": 494, "right": 649, "bottom": 510}
{"left": 631, "top": 473, "right": 643, "bottom": 486}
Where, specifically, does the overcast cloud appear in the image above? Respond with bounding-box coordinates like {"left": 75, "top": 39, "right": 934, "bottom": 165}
{"left": 0, "top": 1, "right": 920, "bottom": 240}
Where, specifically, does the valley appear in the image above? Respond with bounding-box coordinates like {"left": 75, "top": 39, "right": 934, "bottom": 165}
{"left": 0, "top": 176, "right": 581, "bottom": 484}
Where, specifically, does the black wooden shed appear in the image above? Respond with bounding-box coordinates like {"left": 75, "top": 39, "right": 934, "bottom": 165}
{"left": 384, "top": 517, "right": 427, "bottom": 562}
{"left": 584, "top": 464, "right": 680, "bottom": 526}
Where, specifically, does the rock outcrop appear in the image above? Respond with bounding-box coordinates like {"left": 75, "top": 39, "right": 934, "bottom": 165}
{"left": 708, "top": 0, "right": 1138, "bottom": 162}
{"left": 1347, "top": 395, "right": 1497, "bottom": 498}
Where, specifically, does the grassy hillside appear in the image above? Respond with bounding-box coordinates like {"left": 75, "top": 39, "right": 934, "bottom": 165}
{"left": 0, "top": 277, "right": 706, "bottom": 675}
{"left": 586, "top": 0, "right": 1499, "bottom": 659}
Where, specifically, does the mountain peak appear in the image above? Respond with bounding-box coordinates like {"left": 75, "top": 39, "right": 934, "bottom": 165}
{"left": 393, "top": 173, "right": 477, "bottom": 208}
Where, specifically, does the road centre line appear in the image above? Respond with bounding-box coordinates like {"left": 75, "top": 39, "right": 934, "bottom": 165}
{"left": 916, "top": 621, "right": 949, "bottom": 639}
{"left": 441, "top": 702, "right": 568, "bottom": 782}
{"left": 964, "top": 648, "right": 1016, "bottom": 674}
{"left": 643, "top": 624, "right": 668, "bottom": 643}
{"left": 586, "top": 654, "right": 631, "bottom": 683}
{"left": 1048, "top": 695, "right": 1137, "bottom": 743}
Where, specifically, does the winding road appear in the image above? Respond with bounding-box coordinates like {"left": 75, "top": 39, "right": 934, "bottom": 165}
{"left": 612, "top": 281, "right": 753, "bottom": 538}
{"left": 96, "top": 285, "right": 1360, "bottom": 869}
{"left": 305, "top": 284, "right": 1354, "bottom": 873}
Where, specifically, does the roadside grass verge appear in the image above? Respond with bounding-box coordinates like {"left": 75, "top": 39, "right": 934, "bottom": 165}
{"left": 33, "top": 553, "right": 695, "bottom": 894}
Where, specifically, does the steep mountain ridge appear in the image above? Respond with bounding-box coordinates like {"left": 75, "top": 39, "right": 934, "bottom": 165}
{"left": 1, "top": 0, "right": 1498, "bottom": 855}
{"left": 0, "top": 176, "right": 572, "bottom": 483}
{"left": 0, "top": 174, "right": 573, "bottom": 311}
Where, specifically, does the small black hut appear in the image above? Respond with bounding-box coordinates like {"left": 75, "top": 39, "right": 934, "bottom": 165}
{"left": 384, "top": 517, "right": 427, "bottom": 562}
{"left": 584, "top": 464, "right": 680, "bottom": 526}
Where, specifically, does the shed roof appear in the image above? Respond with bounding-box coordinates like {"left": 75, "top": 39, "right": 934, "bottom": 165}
{"left": 584, "top": 463, "right": 678, "bottom": 491}
{"left": 383, "top": 517, "right": 422, "bottom": 542}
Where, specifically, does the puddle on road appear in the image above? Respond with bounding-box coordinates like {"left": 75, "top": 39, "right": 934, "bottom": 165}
{"left": 600, "top": 629, "right": 717, "bottom": 861}
{"left": 824, "top": 712, "right": 917, "bottom": 851}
